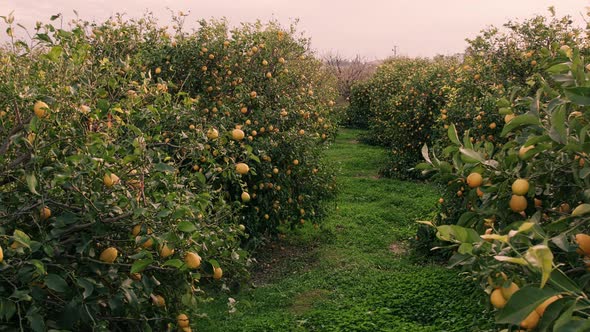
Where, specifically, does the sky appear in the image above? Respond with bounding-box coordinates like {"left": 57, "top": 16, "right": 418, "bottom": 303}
{"left": 1, "top": 0, "right": 588, "bottom": 60}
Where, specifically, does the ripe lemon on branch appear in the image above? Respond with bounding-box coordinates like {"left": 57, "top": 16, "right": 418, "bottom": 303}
{"left": 466, "top": 172, "right": 483, "bottom": 188}
{"left": 99, "top": 247, "right": 118, "bottom": 263}
{"left": 235, "top": 163, "right": 249, "bottom": 175}
{"left": 511, "top": 178, "right": 529, "bottom": 196}
{"left": 185, "top": 252, "right": 201, "bottom": 269}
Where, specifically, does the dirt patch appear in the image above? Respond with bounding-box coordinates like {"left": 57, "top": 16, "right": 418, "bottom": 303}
{"left": 389, "top": 242, "right": 407, "bottom": 255}
{"left": 289, "top": 289, "right": 331, "bottom": 315}
{"left": 250, "top": 239, "right": 321, "bottom": 285}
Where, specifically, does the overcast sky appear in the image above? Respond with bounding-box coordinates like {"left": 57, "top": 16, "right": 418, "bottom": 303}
{"left": 1, "top": 1, "right": 588, "bottom": 59}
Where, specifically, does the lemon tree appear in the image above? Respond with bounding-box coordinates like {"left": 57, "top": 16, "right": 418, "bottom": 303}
{"left": 0, "top": 13, "right": 338, "bottom": 331}
{"left": 419, "top": 43, "right": 590, "bottom": 330}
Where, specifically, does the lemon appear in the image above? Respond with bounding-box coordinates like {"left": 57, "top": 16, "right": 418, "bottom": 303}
{"left": 213, "top": 266, "right": 223, "bottom": 280}
{"left": 235, "top": 163, "right": 249, "bottom": 175}
{"left": 206, "top": 128, "right": 219, "bottom": 140}
{"left": 575, "top": 234, "right": 590, "bottom": 256}
{"left": 232, "top": 129, "right": 245, "bottom": 141}
{"left": 509, "top": 195, "right": 527, "bottom": 212}
{"left": 535, "top": 295, "right": 561, "bottom": 316}
{"left": 99, "top": 247, "right": 118, "bottom": 263}
{"left": 501, "top": 282, "right": 520, "bottom": 301}
{"left": 34, "top": 101, "right": 49, "bottom": 118}
{"left": 40, "top": 206, "right": 52, "bottom": 221}
{"left": 520, "top": 310, "right": 540, "bottom": 330}
{"left": 177, "top": 314, "right": 190, "bottom": 328}
{"left": 152, "top": 294, "right": 166, "bottom": 307}
{"left": 159, "top": 244, "right": 175, "bottom": 258}
{"left": 511, "top": 179, "right": 529, "bottom": 196}
{"left": 490, "top": 288, "right": 507, "bottom": 309}
{"left": 103, "top": 173, "right": 120, "bottom": 188}
{"left": 185, "top": 252, "right": 201, "bottom": 269}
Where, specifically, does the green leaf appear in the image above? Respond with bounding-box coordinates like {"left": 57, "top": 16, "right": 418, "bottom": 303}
{"left": 77, "top": 278, "right": 94, "bottom": 299}
{"left": 35, "top": 33, "right": 52, "bottom": 43}
{"left": 556, "top": 320, "right": 590, "bottom": 332}
{"left": 154, "top": 163, "right": 176, "bottom": 173}
{"left": 45, "top": 274, "right": 69, "bottom": 293}
{"left": 163, "top": 259, "right": 183, "bottom": 268}
{"left": 131, "top": 258, "right": 153, "bottom": 274}
{"left": 13, "top": 229, "right": 31, "bottom": 248}
{"left": 194, "top": 171, "right": 206, "bottom": 185}
{"left": 459, "top": 148, "right": 483, "bottom": 163}
{"left": 548, "top": 269, "right": 581, "bottom": 294}
{"left": 26, "top": 173, "right": 39, "bottom": 195}
{"left": 156, "top": 209, "right": 171, "bottom": 218}
{"left": 27, "top": 259, "right": 46, "bottom": 275}
{"left": 447, "top": 123, "right": 461, "bottom": 145}
{"left": 97, "top": 99, "right": 110, "bottom": 114}
{"left": 27, "top": 312, "right": 45, "bottom": 332}
{"left": 436, "top": 225, "right": 480, "bottom": 243}
{"left": 458, "top": 242, "right": 473, "bottom": 254}
{"left": 208, "top": 259, "right": 220, "bottom": 268}
{"left": 538, "top": 298, "right": 572, "bottom": 332}
{"left": 496, "top": 98, "right": 511, "bottom": 108}
{"left": 0, "top": 299, "right": 16, "bottom": 320}
{"left": 496, "top": 286, "right": 560, "bottom": 325}
{"left": 9, "top": 289, "right": 31, "bottom": 302}
{"left": 177, "top": 221, "right": 197, "bottom": 232}
{"left": 547, "top": 63, "right": 570, "bottom": 74}
{"left": 549, "top": 107, "right": 567, "bottom": 144}
{"left": 501, "top": 114, "right": 541, "bottom": 137}
{"left": 565, "top": 87, "right": 590, "bottom": 106}
{"left": 553, "top": 299, "right": 578, "bottom": 331}
{"left": 46, "top": 45, "right": 63, "bottom": 62}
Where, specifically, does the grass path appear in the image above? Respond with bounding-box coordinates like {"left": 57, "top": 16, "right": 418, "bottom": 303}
{"left": 200, "top": 129, "right": 492, "bottom": 331}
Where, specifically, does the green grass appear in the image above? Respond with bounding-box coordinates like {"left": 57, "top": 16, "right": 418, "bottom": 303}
{"left": 198, "top": 128, "right": 493, "bottom": 331}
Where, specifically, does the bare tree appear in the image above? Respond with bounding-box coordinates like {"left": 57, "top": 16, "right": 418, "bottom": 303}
{"left": 324, "top": 53, "right": 374, "bottom": 100}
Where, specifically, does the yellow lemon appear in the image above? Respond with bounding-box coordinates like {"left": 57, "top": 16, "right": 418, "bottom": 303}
{"left": 177, "top": 314, "right": 190, "bottom": 328}
{"left": 490, "top": 288, "right": 507, "bottom": 309}
{"left": 213, "top": 266, "right": 223, "bottom": 280}
{"left": 509, "top": 195, "right": 527, "bottom": 213}
{"left": 512, "top": 179, "right": 529, "bottom": 196}
{"left": 159, "top": 244, "right": 175, "bottom": 258}
{"left": 99, "top": 247, "right": 118, "bottom": 263}
{"left": 466, "top": 173, "right": 483, "bottom": 188}
{"left": 232, "top": 129, "right": 245, "bottom": 141}
{"left": 185, "top": 252, "right": 201, "bottom": 269}
{"left": 40, "top": 206, "right": 52, "bottom": 221}
{"left": 34, "top": 101, "right": 49, "bottom": 118}
{"left": 236, "top": 163, "right": 249, "bottom": 175}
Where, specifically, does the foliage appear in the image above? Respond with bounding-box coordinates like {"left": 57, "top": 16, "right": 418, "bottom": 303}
{"left": 198, "top": 129, "right": 492, "bottom": 332}
{"left": 350, "top": 11, "right": 585, "bottom": 180}
{"left": 0, "top": 12, "right": 338, "bottom": 331}
{"left": 419, "top": 41, "right": 590, "bottom": 330}
{"left": 348, "top": 57, "right": 458, "bottom": 179}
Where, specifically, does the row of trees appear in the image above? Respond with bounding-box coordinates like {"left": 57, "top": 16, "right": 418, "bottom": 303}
{"left": 350, "top": 8, "right": 590, "bottom": 330}
{"left": 0, "top": 13, "right": 340, "bottom": 331}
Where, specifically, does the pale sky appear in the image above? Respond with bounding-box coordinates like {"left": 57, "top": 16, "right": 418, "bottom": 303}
{"left": 1, "top": 1, "right": 588, "bottom": 59}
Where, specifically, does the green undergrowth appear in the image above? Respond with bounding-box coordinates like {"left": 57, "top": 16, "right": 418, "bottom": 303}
{"left": 199, "top": 129, "right": 494, "bottom": 331}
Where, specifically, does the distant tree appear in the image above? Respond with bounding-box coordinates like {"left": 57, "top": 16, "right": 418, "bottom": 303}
{"left": 324, "top": 53, "right": 373, "bottom": 99}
